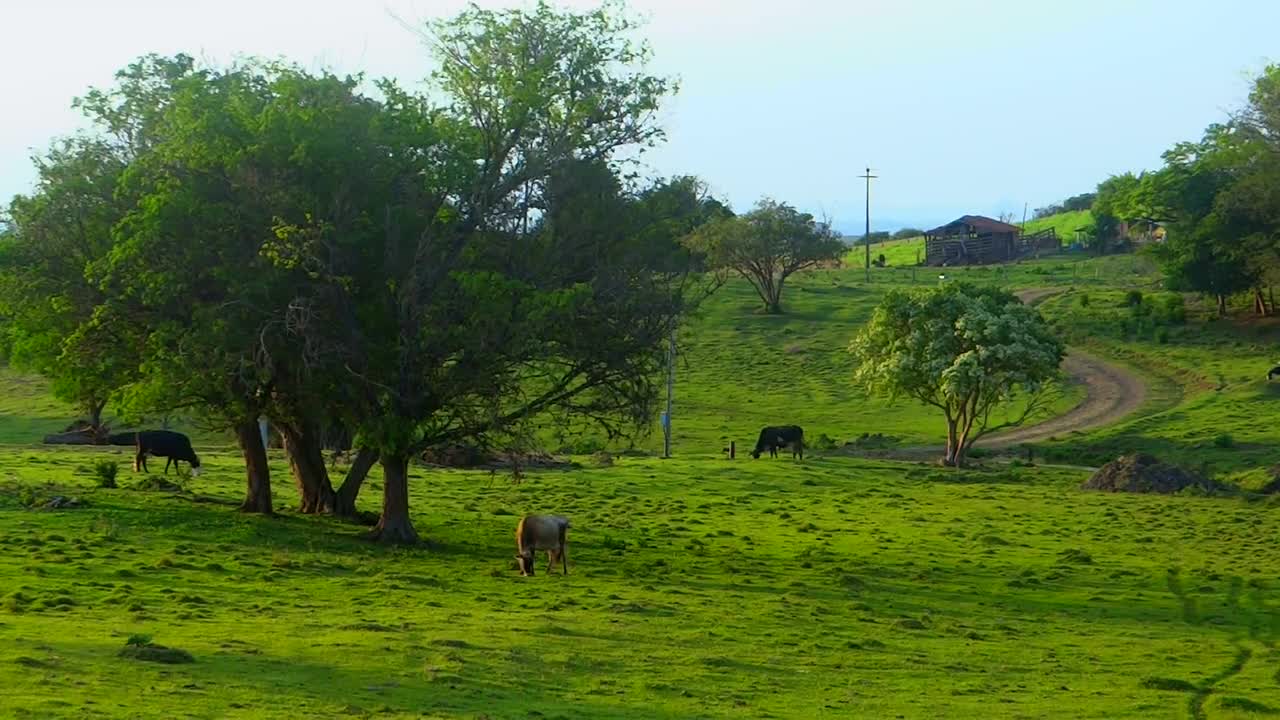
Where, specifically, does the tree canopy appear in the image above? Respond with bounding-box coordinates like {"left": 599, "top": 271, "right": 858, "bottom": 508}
{"left": 1087, "top": 65, "right": 1280, "bottom": 315}
{"left": 0, "top": 1, "right": 716, "bottom": 542}
{"left": 850, "top": 283, "right": 1064, "bottom": 467}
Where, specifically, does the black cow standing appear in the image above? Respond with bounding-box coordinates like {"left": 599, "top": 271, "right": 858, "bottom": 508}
{"left": 751, "top": 425, "right": 804, "bottom": 460}
{"left": 108, "top": 430, "right": 202, "bottom": 476}
{"left": 1268, "top": 364, "right": 1280, "bottom": 381}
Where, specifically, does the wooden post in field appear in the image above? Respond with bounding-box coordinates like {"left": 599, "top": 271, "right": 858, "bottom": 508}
{"left": 730, "top": 441, "right": 735, "bottom": 459}
{"left": 662, "top": 326, "right": 675, "bottom": 458}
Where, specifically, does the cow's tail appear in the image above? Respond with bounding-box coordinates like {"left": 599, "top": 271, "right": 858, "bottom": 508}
{"left": 516, "top": 517, "right": 531, "bottom": 551}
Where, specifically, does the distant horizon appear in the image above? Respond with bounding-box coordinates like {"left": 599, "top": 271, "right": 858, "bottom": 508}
{"left": 3, "top": 0, "right": 1277, "bottom": 227}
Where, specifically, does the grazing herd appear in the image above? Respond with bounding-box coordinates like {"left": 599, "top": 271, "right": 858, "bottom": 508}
{"left": 89, "top": 420, "right": 810, "bottom": 578}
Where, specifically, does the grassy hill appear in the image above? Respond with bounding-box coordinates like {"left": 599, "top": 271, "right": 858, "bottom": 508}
{"left": 1024, "top": 208, "right": 1093, "bottom": 243}
{"left": 7, "top": 242, "right": 1280, "bottom": 718}
{"left": 0, "top": 367, "right": 231, "bottom": 448}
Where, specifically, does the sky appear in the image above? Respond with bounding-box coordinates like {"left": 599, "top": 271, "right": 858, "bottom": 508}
{"left": 2, "top": 0, "right": 1277, "bottom": 233}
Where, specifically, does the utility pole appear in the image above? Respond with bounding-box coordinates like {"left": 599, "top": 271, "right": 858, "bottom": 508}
{"left": 662, "top": 325, "right": 675, "bottom": 458}
{"left": 859, "top": 167, "right": 877, "bottom": 283}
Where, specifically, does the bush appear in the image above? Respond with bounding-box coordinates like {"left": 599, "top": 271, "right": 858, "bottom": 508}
{"left": 1212, "top": 433, "right": 1235, "bottom": 449}
{"left": 812, "top": 433, "right": 838, "bottom": 451}
{"left": 1078, "top": 293, "right": 1090, "bottom": 308}
{"left": 557, "top": 437, "right": 605, "bottom": 455}
{"left": 1161, "top": 294, "right": 1186, "bottom": 324}
{"left": 1122, "top": 289, "right": 1143, "bottom": 307}
{"left": 93, "top": 460, "right": 119, "bottom": 489}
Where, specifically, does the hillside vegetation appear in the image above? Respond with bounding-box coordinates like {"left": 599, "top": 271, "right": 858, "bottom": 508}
{"left": 7, "top": 246, "right": 1280, "bottom": 717}
{"left": 1024, "top": 209, "right": 1092, "bottom": 243}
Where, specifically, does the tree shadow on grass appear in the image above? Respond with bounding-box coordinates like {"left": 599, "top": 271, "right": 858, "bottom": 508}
{"left": 42, "top": 638, "right": 700, "bottom": 720}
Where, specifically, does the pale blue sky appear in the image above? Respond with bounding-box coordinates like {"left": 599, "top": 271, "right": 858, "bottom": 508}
{"left": 2, "top": 0, "right": 1276, "bottom": 231}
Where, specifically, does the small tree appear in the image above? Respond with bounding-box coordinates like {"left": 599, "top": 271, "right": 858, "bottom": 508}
{"left": 850, "top": 283, "right": 1064, "bottom": 467}
{"left": 685, "top": 198, "right": 844, "bottom": 314}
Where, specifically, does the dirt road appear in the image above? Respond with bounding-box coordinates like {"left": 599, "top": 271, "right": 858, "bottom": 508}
{"left": 980, "top": 288, "right": 1147, "bottom": 447}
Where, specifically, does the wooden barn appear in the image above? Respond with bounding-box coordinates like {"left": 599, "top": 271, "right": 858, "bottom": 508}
{"left": 924, "top": 215, "right": 1058, "bottom": 266}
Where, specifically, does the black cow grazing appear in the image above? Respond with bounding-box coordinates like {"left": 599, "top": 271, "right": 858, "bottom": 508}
{"left": 752, "top": 425, "right": 804, "bottom": 460}
{"left": 1268, "top": 365, "right": 1280, "bottom": 381}
{"left": 108, "top": 430, "right": 202, "bottom": 476}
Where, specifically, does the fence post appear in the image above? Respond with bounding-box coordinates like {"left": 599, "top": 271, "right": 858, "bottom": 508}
{"left": 730, "top": 441, "right": 735, "bottom": 460}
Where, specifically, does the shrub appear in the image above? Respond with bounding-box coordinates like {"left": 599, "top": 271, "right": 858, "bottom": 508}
{"left": 1078, "top": 293, "right": 1090, "bottom": 308}
{"left": 812, "top": 433, "right": 838, "bottom": 451}
{"left": 1123, "top": 289, "right": 1143, "bottom": 307}
{"left": 93, "top": 460, "right": 119, "bottom": 489}
{"left": 1161, "top": 294, "right": 1186, "bottom": 324}
{"left": 1212, "top": 433, "right": 1235, "bottom": 449}
{"left": 557, "top": 437, "right": 605, "bottom": 455}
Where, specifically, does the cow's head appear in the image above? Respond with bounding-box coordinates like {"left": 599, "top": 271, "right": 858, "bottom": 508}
{"left": 515, "top": 552, "right": 535, "bottom": 576}
{"left": 191, "top": 457, "right": 203, "bottom": 478}
{"left": 750, "top": 448, "right": 762, "bottom": 459}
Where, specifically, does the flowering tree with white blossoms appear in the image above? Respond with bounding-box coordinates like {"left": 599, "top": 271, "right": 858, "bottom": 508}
{"left": 850, "top": 283, "right": 1064, "bottom": 467}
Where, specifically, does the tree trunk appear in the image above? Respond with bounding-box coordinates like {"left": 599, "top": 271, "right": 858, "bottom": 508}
{"left": 236, "top": 419, "right": 274, "bottom": 514}
{"left": 278, "top": 421, "right": 335, "bottom": 514}
{"left": 1254, "top": 288, "right": 1269, "bottom": 316}
{"left": 370, "top": 451, "right": 418, "bottom": 544}
{"left": 769, "top": 276, "right": 787, "bottom": 314}
{"left": 88, "top": 399, "right": 107, "bottom": 443}
{"left": 334, "top": 447, "right": 378, "bottom": 517}
{"left": 942, "top": 418, "right": 960, "bottom": 467}
{"left": 1217, "top": 294, "right": 1227, "bottom": 317}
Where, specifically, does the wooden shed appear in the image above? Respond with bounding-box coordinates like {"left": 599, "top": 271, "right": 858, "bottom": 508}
{"left": 924, "top": 215, "right": 1058, "bottom": 266}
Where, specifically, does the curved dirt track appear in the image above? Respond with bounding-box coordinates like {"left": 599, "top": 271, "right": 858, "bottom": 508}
{"left": 981, "top": 288, "right": 1147, "bottom": 447}
{"left": 978, "top": 348, "right": 1146, "bottom": 448}
{"left": 844, "top": 288, "right": 1149, "bottom": 460}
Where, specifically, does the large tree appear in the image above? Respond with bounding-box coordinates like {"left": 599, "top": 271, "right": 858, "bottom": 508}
{"left": 850, "top": 283, "right": 1064, "bottom": 467}
{"left": 684, "top": 197, "right": 844, "bottom": 314}
{"left": 265, "top": 1, "right": 690, "bottom": 543}
{"left": 1144, "top": 127, "right": 1263, "bottom": 315}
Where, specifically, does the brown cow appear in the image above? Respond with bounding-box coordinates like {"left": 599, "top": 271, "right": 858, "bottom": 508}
{"left": 514, "top": 514, "right": 571, "bottom": 576}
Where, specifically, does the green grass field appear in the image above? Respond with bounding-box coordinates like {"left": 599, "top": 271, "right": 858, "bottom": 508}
{"left": 5, "top": 218, "right": 1280, "bottom": 718}
{"left": 4, "top": 450, "right": 1280, "bottom": 719}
